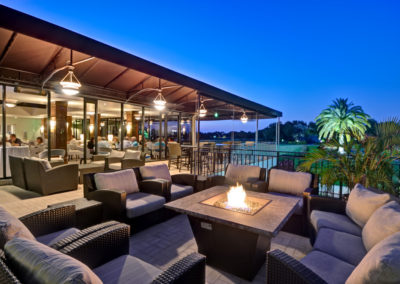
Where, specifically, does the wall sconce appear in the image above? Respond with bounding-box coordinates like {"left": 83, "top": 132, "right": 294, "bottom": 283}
{"left": 50, "top": 119, "right": 56, "bottom": 131}
{"left": 89, "top": 124, "right": 94, "bottom": 133}
{"left": 126, "top": 123, "right": 132, "bottom": 133}
{"left": 66, "top": 122, "right": 69, "bottom": 128}
{"left": 100, "top": 122, "right": 105, "bottom": 127}
{"left": 107, "top": 134, "right": 113, "bottom": 142}
{"left": 40, "top": 125, "right": 44, "bottom": 133}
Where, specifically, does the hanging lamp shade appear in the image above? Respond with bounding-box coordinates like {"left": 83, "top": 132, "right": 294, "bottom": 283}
{"left": 153, "top": 90, "right": 166, "bottom": 110}
{"left": 240, "top": 112, "right": 248, "bottom": 123}
{"left": 199, "top": 102, "right": 207, "bottom": 117}
{"left": 60, "top": 67, "right": 81, "bottom": 95}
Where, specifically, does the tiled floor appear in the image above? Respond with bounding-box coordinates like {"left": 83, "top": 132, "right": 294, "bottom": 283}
{"left": 131, "top": 214, "right": 312, "bottom": 284}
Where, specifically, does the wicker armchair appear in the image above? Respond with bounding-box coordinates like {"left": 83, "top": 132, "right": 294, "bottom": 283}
{"left": 1, "top": 224, "right": 206, "bottom": 284}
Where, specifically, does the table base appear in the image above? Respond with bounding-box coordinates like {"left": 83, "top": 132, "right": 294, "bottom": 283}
{"left": 188, "top": 216, "right": 270, "bottom": 280}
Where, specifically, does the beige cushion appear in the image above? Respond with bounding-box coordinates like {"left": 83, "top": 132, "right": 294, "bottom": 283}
{"left": 346, "top": 184, "right": 390, "bottom": 227}
{"left": 109, "top": 150, "right": 125, "bottom": 159}
{"left": 268, "top": 169, "right": 312, "bottom": 196}
{"left": 140, "top": 164, "right": 171, "bottom": 182}
{"left": 225, "top": 164, "right": 261, "bottom": 184}
{"left": 4, "top": 237, "right": 102, "bottom": 284}
{"left": 125, "top": 150, "right": 141, "bottom": 160}
{"left": 362, "top": 201, "right": 400, "bottom": 251}
{"left": 346, "top": 232, "right": 400, "bottom": 284}
{"left": 0, "top": 206, "right": 35, "bottom": 250}
{"left": 29, "top": 157, "right": 52, "bottom": 170}
{"left": 94, "top": 169, "right": 139, "bottom": 194}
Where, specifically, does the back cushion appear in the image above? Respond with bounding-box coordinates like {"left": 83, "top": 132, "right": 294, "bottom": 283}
{"left": 346, "top": 184, "right": 390, "bottom": 227}
{"left": 124, "top": 150, "right": 141, "bottom": 160}
{"left": 94, "top": 169, "right": 139, "bottom": 194}
{"left": 109, "top": 150, "right": 125, "bottom": 159}
{"left": 29, "top": 157, "right": 52, "bottom": 171}
{"left": 4, "top": 238, "right": 102, "bottom": 284}
{"left": 0, "top": 206, "right": 35, "bottom": 250}
{"left": 346, "top": 232, "right": 400, "bottom": 284}
{"left": 139, "top": 164, "right": 171, "bottom": 182}
{"left": 362, "top": 201, "right": 400, "bottom": 251}
{"left": 225, "top": 164, "right": 261, "bottom": 183}
{"left": 268, "top": 169, "right": 312, "bottom": 196}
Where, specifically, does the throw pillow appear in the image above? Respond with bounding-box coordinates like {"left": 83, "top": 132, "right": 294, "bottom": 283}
{"left": 346, "top": 184, "right": 390, "bottom": 227}
{"left": 124, "top": 150, "right": 141, "bottom": 160}
{"left": 268, "top": 169, "right": 312, "bottom": 196}
{"left": 0, "top": 206, "right": 35, "bottom": 250}
{"left": 362, "top": 201, "right": 400, "bottom": 251}
{"left": 94, "top": 169, "right": 139, "bottom": 194}
{"left": 139, "top": 164, "right": 171, "bottom": 182}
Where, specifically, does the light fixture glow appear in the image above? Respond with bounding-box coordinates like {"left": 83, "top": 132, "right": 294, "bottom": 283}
{"left": 89, "top": 124, "right": 94, "bottom": 133}
{"left": 126, "top": 123, "right": 132, "bottom": 133}
{"left": 80, "top": 134, "right": 84, "bottom": 141}
{"left": 60, "top": 67, "right": 81, "bottom": 96}
{"left": 240, "top": 111, "right": 248, "bottom": 124}
{"left": 50, "top": 119, "right": 56, "bottom": 131}
{"left": 5, "top": 103, "right": 16, "bottom": 108}
{"left": 149, "top": 120, "right": 153, "bottom": 126}
{"left": 40, "top": 125, "right": 45, "bottom": 133}
{"left": 199, "top": 101, "right": 207, "bottom": 118}
{"left": 107, "top": 134, "right": 113, "bottom": 142}
{"left": 153, "top": 91, "right": 166, "bottom": 111}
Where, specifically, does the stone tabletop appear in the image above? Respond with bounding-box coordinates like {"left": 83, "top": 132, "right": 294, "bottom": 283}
{"left": 165, "top": 186, "right": 299, "bottom": 237}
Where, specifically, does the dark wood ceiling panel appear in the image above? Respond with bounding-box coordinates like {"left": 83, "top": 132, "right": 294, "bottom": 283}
{"left": 0, "top": 28, "right": 13, "bottom": 56}
{"left": 79, "top": 59, "right": 126, "bottom": 87}
{"left": 108, "top": 69, "right": 149, "bottom": 91}
{"left": 1, "top": 33, "right": 59, "bottom": 73}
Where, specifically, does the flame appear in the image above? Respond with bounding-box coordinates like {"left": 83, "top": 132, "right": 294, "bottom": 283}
{"left": 227, "top": 183, "right": 248, "bottom": 209}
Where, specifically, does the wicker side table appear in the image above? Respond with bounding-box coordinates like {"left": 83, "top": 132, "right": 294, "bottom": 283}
{"left": 48, "top": 198, "right": 102, "bottom": 229}
{"left": 195, "top": 176, "right": 208, "bottom": 192}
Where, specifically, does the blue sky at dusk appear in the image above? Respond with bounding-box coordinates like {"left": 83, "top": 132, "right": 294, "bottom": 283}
{"left": 2, "top": 1, "right": 399, "bottom": 132}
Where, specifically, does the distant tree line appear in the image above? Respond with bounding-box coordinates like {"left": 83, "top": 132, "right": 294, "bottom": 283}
{"left": 199, "top": 120, "right": 320, "bottom": 144}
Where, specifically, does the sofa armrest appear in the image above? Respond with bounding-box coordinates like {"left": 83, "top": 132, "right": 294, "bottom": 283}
{"left": 171, "top": 174, "right": 196, "bottom": 187}
{"left": 244, "top": 180, "right": 267, "bottom": 193}
{"left": 88, "top": 189, "right": 126, "bottom": 221}
{"left": 139, "top": 179, "right": 170, "bottom": 199}
{"left": 307, "top": 195, "right": 346, "bottom": 217}
{"left": 43, "top": 164, "right": 79, "bottom": 195}
{"left": 208, "top": 175, "right": 226, "bottom": 187}
{"left": 267, "top": 250, "right": 326, "bottom": 284}
{"left": 19, "top": 205, "right": 76, "bottom": 237}
{"left": 153, "top": 253, "right": 206, "bottom": 284}
{"left": 92, "top": 154, "right": 107, "bottom": 161}
{"left": 59, "top": 223, "right": 130, "bottom": 269}
{"left": 50, "top": 221, "right": 120, "bottom": 251}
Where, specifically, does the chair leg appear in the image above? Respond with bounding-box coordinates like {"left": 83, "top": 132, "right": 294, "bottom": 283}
{"left": 168, "top": 158, "right": 171, "bottom": 169}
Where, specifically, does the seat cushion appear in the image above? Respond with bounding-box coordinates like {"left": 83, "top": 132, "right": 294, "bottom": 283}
{"left": 268, "top": 169, "right": 312, "bottom": 196}
{"left": 4, "top": 237, "right": 101, "bottom": 284}
{"left": 362, "top": 200, "right": 400, "bottom": 251}
{"left": 346, "top": 184, "right": 390, "bottom": 227}
{"left": 93, "top": 255, "right": 162, "bottom": 284}
{"left": 310, "top": 210, "right": 361, "bottom": 236}
{"left": 314, "top": 228, "right": 366, "bottom": 266}
{"left": 0, "top": 206, "right": 35, "bottom": 250}
{"left": 301, "top": 250, "right": 355, "bottom": 284}
{"left": 346, "top": 232, "right": 400, "bottom": 284}
{"left": 125, "top": 192, "right": 165, "bottom": 218}
{"left": 139, "top": 164, "right": 171, "bottom": 182}
{"left": 109, "top": 163, "right": 122, "bottom": 171}
{"left": 267, "top": 192, "right": 303, "bottom": 215}
{"left": 95, "top": 169, "right": 139, "bottom": 194}
{"left": 36, "top": 227, "right": 80, "bottom": 246}
{"left": 171, "top": 184, "right": 193, "bottom": 200}
{"left": 109, "top": 150, "right": 125, "bottom": 158}
{"left": 225, "top": 164, "right": 260, "bottom": 184}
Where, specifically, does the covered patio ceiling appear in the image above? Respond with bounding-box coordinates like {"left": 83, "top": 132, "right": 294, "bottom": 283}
{"left": 0, "top": 5, "right": 282, "bottom": 121}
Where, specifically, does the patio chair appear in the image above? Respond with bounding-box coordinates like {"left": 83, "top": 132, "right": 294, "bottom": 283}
{"left": 83, "top": 168, "right": 169, "bottom": 233}
{"left": 167, "top": 142, "right": 182, "bottom": 170}
{"left": 208, "top": 163, "right": 268, "bottom": 192}
{"left": 106, "top": 150, "right": 145, "bottom": 171}
{"left": 23, "top": 157, "right": 78, "bottom": 195}
{"left": 0, "top": 205, "right": 120, "bottom": 251}
{"left": 1, "top": 223, "right": 206, "bottom": 284}
{"left": 139, "top": 163, "right": 195, "bottom": 201}
{"left": 266, "top": 168, "right": 318, "bottom": 236}
{"left": 38, "top": 149, "right": 65, "bottom": 167}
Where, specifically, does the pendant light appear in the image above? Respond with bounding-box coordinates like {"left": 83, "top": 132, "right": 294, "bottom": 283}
{"left": 60, "top": 50, "right": 81, "bottom": 95}
{"left": 199, "top": 100, "right": 207, "bottom": 118}
{"left": 240, "top": 111, "right": 248, "bottom": 123}
{"left": 153, "top": 90, "right": 166, "bottom": 111}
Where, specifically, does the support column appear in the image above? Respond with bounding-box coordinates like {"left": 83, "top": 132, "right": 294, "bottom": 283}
{"left": 255, "top": 113, "right": 259, "bottom": 145}
{"left": 120, "top": 103, "right": 124, "bottom": 151}
{"left": 177, "top": 113, "right": 182, "bottom": 144}
{"left": 83, "top": 100, "right": 87, "bottom": 163}
{"left": 94, "top": 101, "right": 98, "bottom": 155}
{"left": 191, "top": 116, "right": 196, "bottom": 146}
{"left": 141, "top": 107, "right": 145, "bottom": 152}
{"left": 67, "top": 116, "right": 72, "bottom": 141}
{"left": 2, "top": 85, "right": 7, "bottom": 178}
{"left": 159, "top": 113, "right": 162, "bottom": 160}
{"left": 231, "top": 108, "right": 235, "bottom": 143}
{"left": 46, "top": 91, "right": 51, "bottom": 161}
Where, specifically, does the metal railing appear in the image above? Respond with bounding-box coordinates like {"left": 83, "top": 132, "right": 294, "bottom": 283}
{"left": 186, "top": 146, "right": 400, "bottom": 199}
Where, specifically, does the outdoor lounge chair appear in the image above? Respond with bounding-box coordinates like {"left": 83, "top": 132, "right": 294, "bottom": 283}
{"left": 9, "top": 156, "right": 27, "bottom": 189}
{"left": 267, "top": 184, "right": 400, "bottom": 284}
{"left": 84, "top": 168, "right": 169, "bottom": 233}
{"left": 0, "top": 205, "right": 120, "bottom": 251}
{"left": 266, "top": 168, "right": 318, "bottom": 236}
{"left": 0, "top": 223, "right": 206, "bottom": 284}
{"left": 23, "top": 157, "right": 78, "bottom": 195}
{"left": 208, "top": 163, "right": 268, "bottom": 192}
{"left": 106, "top": 150, "right": 146, "bottom": 171}
{"left": 38, "top": 149, "right": 65, "bottom": 167}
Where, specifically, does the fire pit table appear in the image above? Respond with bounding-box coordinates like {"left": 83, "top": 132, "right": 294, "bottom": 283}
{"left": 165, "top": 185, "right": 299, "bottom": 280}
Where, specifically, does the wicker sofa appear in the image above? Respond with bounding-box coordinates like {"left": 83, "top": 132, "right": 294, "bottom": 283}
{"left": 208, "top": 164, "right": 268, "bottom": 192}
{"left": 267, "top": 184, "right": 400, "bottom": 284}
{"left": 84, "top": 168, "right": 170, "bottom": 233}
{"left": 0, "top": 224, "right": 206, "bottom": 284}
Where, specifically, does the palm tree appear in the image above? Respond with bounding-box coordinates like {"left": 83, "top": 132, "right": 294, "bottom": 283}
{"left": 316, "top": 98, "right": 371, "bottom": 144}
